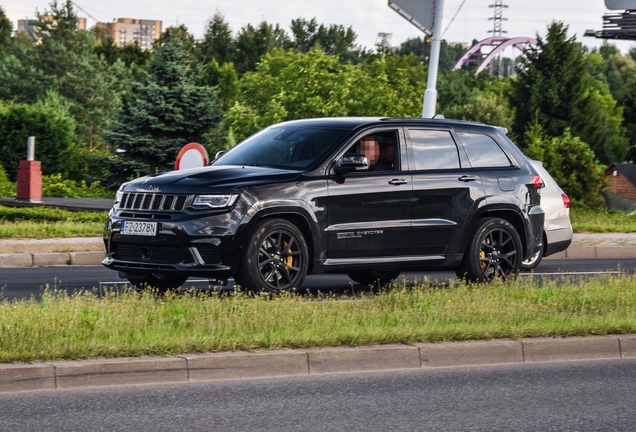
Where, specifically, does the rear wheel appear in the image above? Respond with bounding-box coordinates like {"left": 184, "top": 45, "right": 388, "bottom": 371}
{"left": 455, "top": 217, "right": 522, "bottom": 282}
{"left": 127, "top": 273, "right": 189, "bottom": 292}
{"left": 234, "top": 218, "right": 308, "bottom": 292}
{"left": 347, "top": 270, "right": 401, "bottom": 286}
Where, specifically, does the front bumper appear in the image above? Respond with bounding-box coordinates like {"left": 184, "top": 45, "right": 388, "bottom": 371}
{"left": 102, "top": 208, "right": 245, "bottom": 278}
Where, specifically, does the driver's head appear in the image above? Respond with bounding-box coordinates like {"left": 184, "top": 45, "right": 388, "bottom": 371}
{"left": 358, "top": 137, "right": 380, "bottom": 164}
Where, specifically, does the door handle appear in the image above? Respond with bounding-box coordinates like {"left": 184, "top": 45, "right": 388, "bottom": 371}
{"left": 458, "top": 175, "right": 477, "bottom": 182}
{"left": 388, "top": 179, "right": 408, "bottom": 185}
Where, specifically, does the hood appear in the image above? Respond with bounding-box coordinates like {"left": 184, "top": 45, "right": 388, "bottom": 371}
{"left": 122, "top": 165, "right": 302, "bottom": 194}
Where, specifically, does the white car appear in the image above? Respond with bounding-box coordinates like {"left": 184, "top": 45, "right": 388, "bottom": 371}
{"left": 522, "top": 160, "right": 573, "bottom": 270}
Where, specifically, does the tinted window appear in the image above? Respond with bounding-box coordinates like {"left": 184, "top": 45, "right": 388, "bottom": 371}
{"left": 215, "top": 126, "right": 350, "bottom": 170}
{"left": 457, "top": 132, "right": 511, "bottom": 167}
{"left": 408, "top": 129, "right": 460, "bottom": 170}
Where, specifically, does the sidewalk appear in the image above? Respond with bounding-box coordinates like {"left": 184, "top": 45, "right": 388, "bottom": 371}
{"left": 2, "top": 233, "right": 636, "bottom": 267}
{"left": 2, "top": 334, "right": 635, "bottom": 393}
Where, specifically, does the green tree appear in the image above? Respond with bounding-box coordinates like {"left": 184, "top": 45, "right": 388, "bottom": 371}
{"left": 0, "top": 6, "right": 12, "bottom": 56}
{"left": 509, "top": 22, "right": 627, "bottom": 163}
{"left": 223, "top": 48, "right": 421, "bottom": 141}
{"left": 444, "top": 93, "right": 514, "bottom": 130}
{"left": 103, "top": 31, "right": 223, "bottom": 180}
{"left": 197, "top": 12, "right": 234, "bottom": 65}
{"left": 289, "top": 18, "right": 357, "bottom": 61}
{"left": 94, "top": 34, "right": 151, "bottom": 71}
{"left": 234, "top": 22, "right": 291, "bottom": 74}
{"left": 396, "top": 37, "right": 465, "bottom": 71}
{"left": 0, "top": 93, "right": 76, "bottom": 181}
{"left": 524, "top": 125, "right": 605, "bottom": 209}
{"left": 201, "top": 59, "right": 239, "bottom": 109}
{"left": 0, "top": 0, "right": 129, "bottom": 159}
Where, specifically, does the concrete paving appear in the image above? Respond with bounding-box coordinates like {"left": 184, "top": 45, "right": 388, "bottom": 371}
{"left": 2, "top": 334, "right": 635, "bottom": 393}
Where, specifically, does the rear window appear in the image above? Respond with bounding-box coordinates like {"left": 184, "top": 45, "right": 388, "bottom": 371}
{"left": 457, "top": 132, "right": 511, "bottom": 168}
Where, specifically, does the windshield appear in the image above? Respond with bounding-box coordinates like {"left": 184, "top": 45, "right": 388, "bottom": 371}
{"left": 214, "top": 125, "right": 351, "bottom": 170}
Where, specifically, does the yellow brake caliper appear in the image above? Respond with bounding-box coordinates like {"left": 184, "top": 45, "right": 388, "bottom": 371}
{"left": 283, "top": 241, "right": 293, "bottom": 267}
{"left": 480, "top": 250, "right": 487, "bottom": 270}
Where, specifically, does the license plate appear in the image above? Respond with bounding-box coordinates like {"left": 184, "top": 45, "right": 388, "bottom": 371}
{"left": 121, "top": 221, "right": 157, "bottom": 236}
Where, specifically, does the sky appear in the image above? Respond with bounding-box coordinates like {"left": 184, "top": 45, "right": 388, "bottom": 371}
{"left": 2, "top": 0, "right": 635, "bottom": 54}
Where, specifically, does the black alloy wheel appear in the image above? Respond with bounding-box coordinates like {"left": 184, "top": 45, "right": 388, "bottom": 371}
{"left": 456, "top": 217, "right": 522, "bottom": 282}
{"left": 234, "top": 219, "right": 309, "bottom": 292}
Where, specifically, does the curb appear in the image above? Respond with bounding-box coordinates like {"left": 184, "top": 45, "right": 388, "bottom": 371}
{"left": 546, "top": 246, "right": 636, "bottom": 259}
{"left": 1, "top": 246, "right": 636, "bottom": 268}
{"left": 2, "top": 334, "right": 635, "bottom": 393}
{"left": 0, "top": 251, "right": 105, "bottom": 267}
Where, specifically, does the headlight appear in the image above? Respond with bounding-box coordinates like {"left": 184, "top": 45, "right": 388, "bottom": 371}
{"left": 192, "top": 194, "right": 239, "bottom": 209}
{"left": 115, "top": 189, "right": 124, "bottom": 204}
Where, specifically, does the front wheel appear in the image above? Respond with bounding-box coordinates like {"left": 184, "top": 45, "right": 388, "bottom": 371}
{"left": 127, "top": 273, "right": 189, "bottom": 292}
{"left": 455, "top": 217, "right": 522, "bottom": 282}
{"left": 347, "top": 270, "right": 401, "bottom": 286}
{"left": 234, "top": 218, "right": 309, "bottom": 292}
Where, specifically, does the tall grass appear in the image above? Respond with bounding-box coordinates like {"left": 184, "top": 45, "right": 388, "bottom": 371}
{"left": 2, "top": 275, "right": 636, "bottom": 363}
{"left": 0, "top": 206, "right": 107, "bottom": 239}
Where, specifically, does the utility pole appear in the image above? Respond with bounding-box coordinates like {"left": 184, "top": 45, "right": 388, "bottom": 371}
{"left": 488, "top": 0, "right": 508, "bottom": 77}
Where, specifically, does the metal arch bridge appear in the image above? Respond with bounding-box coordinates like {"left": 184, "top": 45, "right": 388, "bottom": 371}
{"left": 452, "top": 36, "right": 538, "bottom": 74}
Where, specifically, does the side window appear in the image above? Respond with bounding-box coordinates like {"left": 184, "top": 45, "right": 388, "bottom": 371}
{"left": 343, "top": 130, "right": 399, "bottom": 171}
{"left": 457, "top": 132, "right": 511, "bottom": 168}
{"left": 408, "top": 129, "right": 460, "bottom": 170}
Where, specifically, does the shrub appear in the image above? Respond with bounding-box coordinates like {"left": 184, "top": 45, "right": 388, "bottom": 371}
{"left": 42, "top": 174, "right": 113, "bottom": 199}
{"left": 0, "top": 98, "right": 76, "bottom": 182}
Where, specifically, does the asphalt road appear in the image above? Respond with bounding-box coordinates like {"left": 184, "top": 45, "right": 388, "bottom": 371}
{"left": 0, "top": 257, "right": 634, "bottom": 301}
{"left": 2, "top": 358, "right": 636, "bottom": 431}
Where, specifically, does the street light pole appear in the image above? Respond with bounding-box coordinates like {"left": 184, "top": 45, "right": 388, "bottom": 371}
{"left": 422, "top": 0, "right": 445, "bottom": 118}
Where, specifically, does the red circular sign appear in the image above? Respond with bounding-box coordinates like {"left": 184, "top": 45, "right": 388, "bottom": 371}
{"left": 175, "top": 143, "right": 209, "bottom": 170}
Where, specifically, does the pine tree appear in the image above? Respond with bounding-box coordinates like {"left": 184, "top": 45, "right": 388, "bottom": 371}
{"left": 509, "top": 21, "right": 627, "bottom": 163}
{"left": 103, "top": 30, "right": 223, "bottom": 180}
{"left": 0, "top": 6, "right": 12, "bottom": 56}
{"left": 197, "top": 12, "right": 234, "bottom": 65}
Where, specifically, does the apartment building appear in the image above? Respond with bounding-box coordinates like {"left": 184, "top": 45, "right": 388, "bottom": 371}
{"left": 102, "top": 18, "right": 162, "bottom": 50}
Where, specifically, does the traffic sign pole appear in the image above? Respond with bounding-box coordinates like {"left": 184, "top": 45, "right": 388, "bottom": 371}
{"left": 422, "top": 0, "right": 445, "bottom": 118}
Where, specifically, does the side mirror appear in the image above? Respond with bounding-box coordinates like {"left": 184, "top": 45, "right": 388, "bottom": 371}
{"left": 333, "top": 154, "right": 369, "bottom": 174}
{"left": 209, "top": 150, "right": 227, "bottom": 165}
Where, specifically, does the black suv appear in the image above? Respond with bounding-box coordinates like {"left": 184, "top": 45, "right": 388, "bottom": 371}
{"left": 103, "top": 117, "right": 544, "bottom": 291}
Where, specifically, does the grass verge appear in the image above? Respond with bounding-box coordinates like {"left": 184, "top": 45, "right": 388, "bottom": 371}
{"left": 2, "top": 275, "right": 636, "bottom": 363}
{"left": 571, "top": 208, "right": 636, "bottom": 233}
{"left": 0, "top": 205, "right": 107, "bottom": 239}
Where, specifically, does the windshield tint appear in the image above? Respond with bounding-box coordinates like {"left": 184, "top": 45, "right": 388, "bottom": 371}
{"left": 214, "top": 125, "right": 351, "bottom": 170}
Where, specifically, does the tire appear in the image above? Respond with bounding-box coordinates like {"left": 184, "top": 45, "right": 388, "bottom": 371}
{"left": 233, "top": 218, "right": 309, "bottom": 292}
{"left": 521, "top": 241, "right": 544, "bottom": 271}
{"left": 347, "top": 270, "right": 401, "bottom": 286}
{"left": 128, "top": 273, "right": 189, "bottom": 292}
{"left": 455, "top": 217, "right": 522, "bottom": 282}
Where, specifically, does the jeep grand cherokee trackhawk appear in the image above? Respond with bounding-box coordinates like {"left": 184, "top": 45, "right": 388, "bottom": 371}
{"left": 103, "top": 117, "right": 544, "bottom": 291}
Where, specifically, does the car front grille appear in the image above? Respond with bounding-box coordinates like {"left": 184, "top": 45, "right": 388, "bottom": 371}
{"left": 120, "top": 193, "right": 190, "bottom": 212}
{"left": 112, "top": 243, "right": 186, "bottom": 264}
